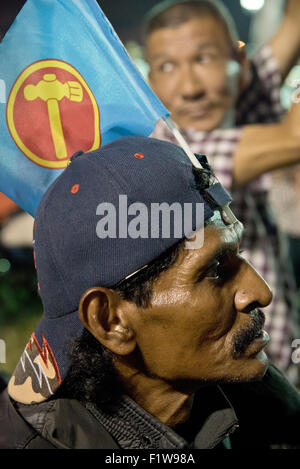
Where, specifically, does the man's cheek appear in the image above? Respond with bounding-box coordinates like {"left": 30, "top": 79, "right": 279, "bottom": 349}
{"left": 206, "top": 68, "right": 236, "bottom": 101}
{"left": 198, "top": 312, "right": 233, "bottom": 341}
{"left": 211, "top": 304, "right": 237, "bottom": 339}
{"left": 151, "top": 81, "right": 173, "bottom": 107}
{"left": 212, "top": 81, "right": 233, "bottom": 102}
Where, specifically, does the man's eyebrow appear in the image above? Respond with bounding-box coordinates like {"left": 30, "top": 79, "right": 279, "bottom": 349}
{"left": 194, "top": 42, "right": 221, "bottom": 51}
{"left": 207, "top": 243, "right": 239, "bottom": 265}
{"left": 148, "top": 42, "right": 221, "bottom": 62}
{"left": 195, "top": 241, "right": 241, "bottom": 277}
{"left": 191, "top": 244, "right": 234, "bottom": 282}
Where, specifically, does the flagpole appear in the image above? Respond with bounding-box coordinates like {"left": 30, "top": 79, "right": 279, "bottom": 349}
{"left": 164, "top": 117, "right": 202, "bottom": 169}
{"left": 163, "top": 116, "right": 238, "bottom": 225}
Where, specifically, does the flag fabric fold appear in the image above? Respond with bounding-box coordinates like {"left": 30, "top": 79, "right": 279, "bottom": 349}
{"left": 0, "top": 0, "right": 169, "bottom": 216}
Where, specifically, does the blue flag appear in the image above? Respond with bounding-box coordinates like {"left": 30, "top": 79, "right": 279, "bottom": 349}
{"left": 0, "top": 0, "right": 169, "bottom": 216}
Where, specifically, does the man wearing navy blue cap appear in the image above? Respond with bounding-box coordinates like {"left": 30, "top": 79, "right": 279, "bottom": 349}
{"left": 0, "top": 137, "right": 300, "bottom": 449}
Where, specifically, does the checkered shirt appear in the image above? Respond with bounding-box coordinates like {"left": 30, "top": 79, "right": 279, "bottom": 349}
{"left": 268, "top": 166, "right": 300, "bottom": 238}
{"left": 151, "top": 45, "right": 300, "bottom": 378}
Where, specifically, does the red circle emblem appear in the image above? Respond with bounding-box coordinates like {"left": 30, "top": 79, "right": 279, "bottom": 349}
{"left": 7, "top": 59, "right": 100, "bottom": 169}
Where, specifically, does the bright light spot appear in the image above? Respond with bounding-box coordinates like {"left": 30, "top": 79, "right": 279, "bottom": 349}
{"left": 0, "top": 258, "right": 11, "bottom": 273}
{"left": 240, "top": 0, "right": 265, "bottom": 11}
{"left": 237, "top": 40, "right": 246, "bottom": 49}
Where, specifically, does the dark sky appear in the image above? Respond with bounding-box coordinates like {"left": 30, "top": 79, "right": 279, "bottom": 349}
{"left": 0, "top": 0, "right": 251, "bottom": 43}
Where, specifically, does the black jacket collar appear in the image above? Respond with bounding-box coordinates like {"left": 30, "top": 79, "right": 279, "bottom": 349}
{"left": 2, "top": 384, "right": 239, "bottom": 449}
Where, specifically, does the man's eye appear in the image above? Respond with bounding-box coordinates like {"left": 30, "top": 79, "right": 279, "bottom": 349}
{"left": 196, "top": 54, "right": 211, "bottom": 63}
{"left": 159, "top": 62, "right": 175, "bottom": 72}
{"left": 195, "top": 53, "right": 221, "bottom": 65}
{"left": 206, "top": 261, "right": 221, "bottom": 279}
{"left": 196, "top": 54, "right": 216, "bottom": 63}
{"left": 206, "top": 250, "right": 244, "bottom": 282}
{"left": 198, "top": 250, "right": 244, "bottom": 284}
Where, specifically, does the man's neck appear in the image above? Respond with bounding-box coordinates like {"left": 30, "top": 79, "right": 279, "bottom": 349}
{"left": 115, "top": 357, "right": 194, "bottom": 428}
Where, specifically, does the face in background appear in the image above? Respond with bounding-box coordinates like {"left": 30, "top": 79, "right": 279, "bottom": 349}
{"left": 147, "top": 16, "right": 244, "bottom": 132}
{"left": 125, "top": 214, "right": 272, "bottom": 389}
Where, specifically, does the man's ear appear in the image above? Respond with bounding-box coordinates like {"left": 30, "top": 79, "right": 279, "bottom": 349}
{"left": 78, "top": 287, "right": 136, "bottom": 356}
{"left": 236, "top": 47, "right": 251, "bottom": 92}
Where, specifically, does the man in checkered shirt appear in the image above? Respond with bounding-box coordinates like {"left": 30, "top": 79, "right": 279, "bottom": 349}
{"left": 145, "top": 0, "right": 300, "bottom": 383}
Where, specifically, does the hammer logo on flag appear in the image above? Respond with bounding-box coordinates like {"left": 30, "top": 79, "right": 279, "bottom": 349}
{"left": 0, "top": 0, "right": 169, "bottom": 216}
{"left": 6, "top": 59, "right": 100, "bottom": 169}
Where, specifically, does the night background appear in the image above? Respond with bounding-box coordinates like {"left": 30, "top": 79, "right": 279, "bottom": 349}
{"left": 0, "top": 0, "right": 252, "bottom": 44}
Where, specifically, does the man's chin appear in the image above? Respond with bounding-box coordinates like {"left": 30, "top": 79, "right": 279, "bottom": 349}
{"left": 251, "top": 349, "right": 269, "bottom": 367}
{"left": 216, "top": 351, "right": 270, "bottom": 385}
{"left": 234, "top": 350, "right": 270, "bottom": 382}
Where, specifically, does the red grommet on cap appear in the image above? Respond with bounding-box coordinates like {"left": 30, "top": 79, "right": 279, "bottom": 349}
{"left": 134, "top": 153, "right": 145, "bottom": 159}
{"left": 71, "top": 184, "right": 80, "bottom": 194}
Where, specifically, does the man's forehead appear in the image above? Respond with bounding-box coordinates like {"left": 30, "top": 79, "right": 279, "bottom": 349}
{"left": 201, "top": 212, "right": 243, "bottom": 254}
{"left": 146, "top": 16, "right": 231, "bottom": 58}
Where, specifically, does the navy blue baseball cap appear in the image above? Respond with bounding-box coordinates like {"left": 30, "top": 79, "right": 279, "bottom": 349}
{"left": 8, "top": 136, "right": 232, "bottom": 403}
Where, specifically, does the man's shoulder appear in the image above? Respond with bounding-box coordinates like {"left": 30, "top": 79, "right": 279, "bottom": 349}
{"left": 222, "top": 364, "right": 300, "bottom": 417}
{"left": 220, "top": 365, "right": 300, "bottom": 448}
{"left": 0, "top": 390, "right": 119, "bottom": 449}
{"left": 0, "top": 388, "right": 53, "bottom": 449}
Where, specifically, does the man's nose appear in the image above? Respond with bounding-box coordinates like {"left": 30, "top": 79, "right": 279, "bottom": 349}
{"left": 234, "top": 261, "right": 273, "bottom": 313}
{"left": 179, "top": 64, "right": 205, "bottom": 100}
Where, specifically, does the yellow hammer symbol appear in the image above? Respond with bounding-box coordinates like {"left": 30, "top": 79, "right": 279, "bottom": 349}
{"left": 24, "top": 73, "right": 83, "bottom": 159}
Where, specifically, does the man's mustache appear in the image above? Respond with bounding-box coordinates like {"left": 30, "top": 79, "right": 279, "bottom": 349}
{"left": 231, "top": 309, "right": 266, "bottom": 359}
